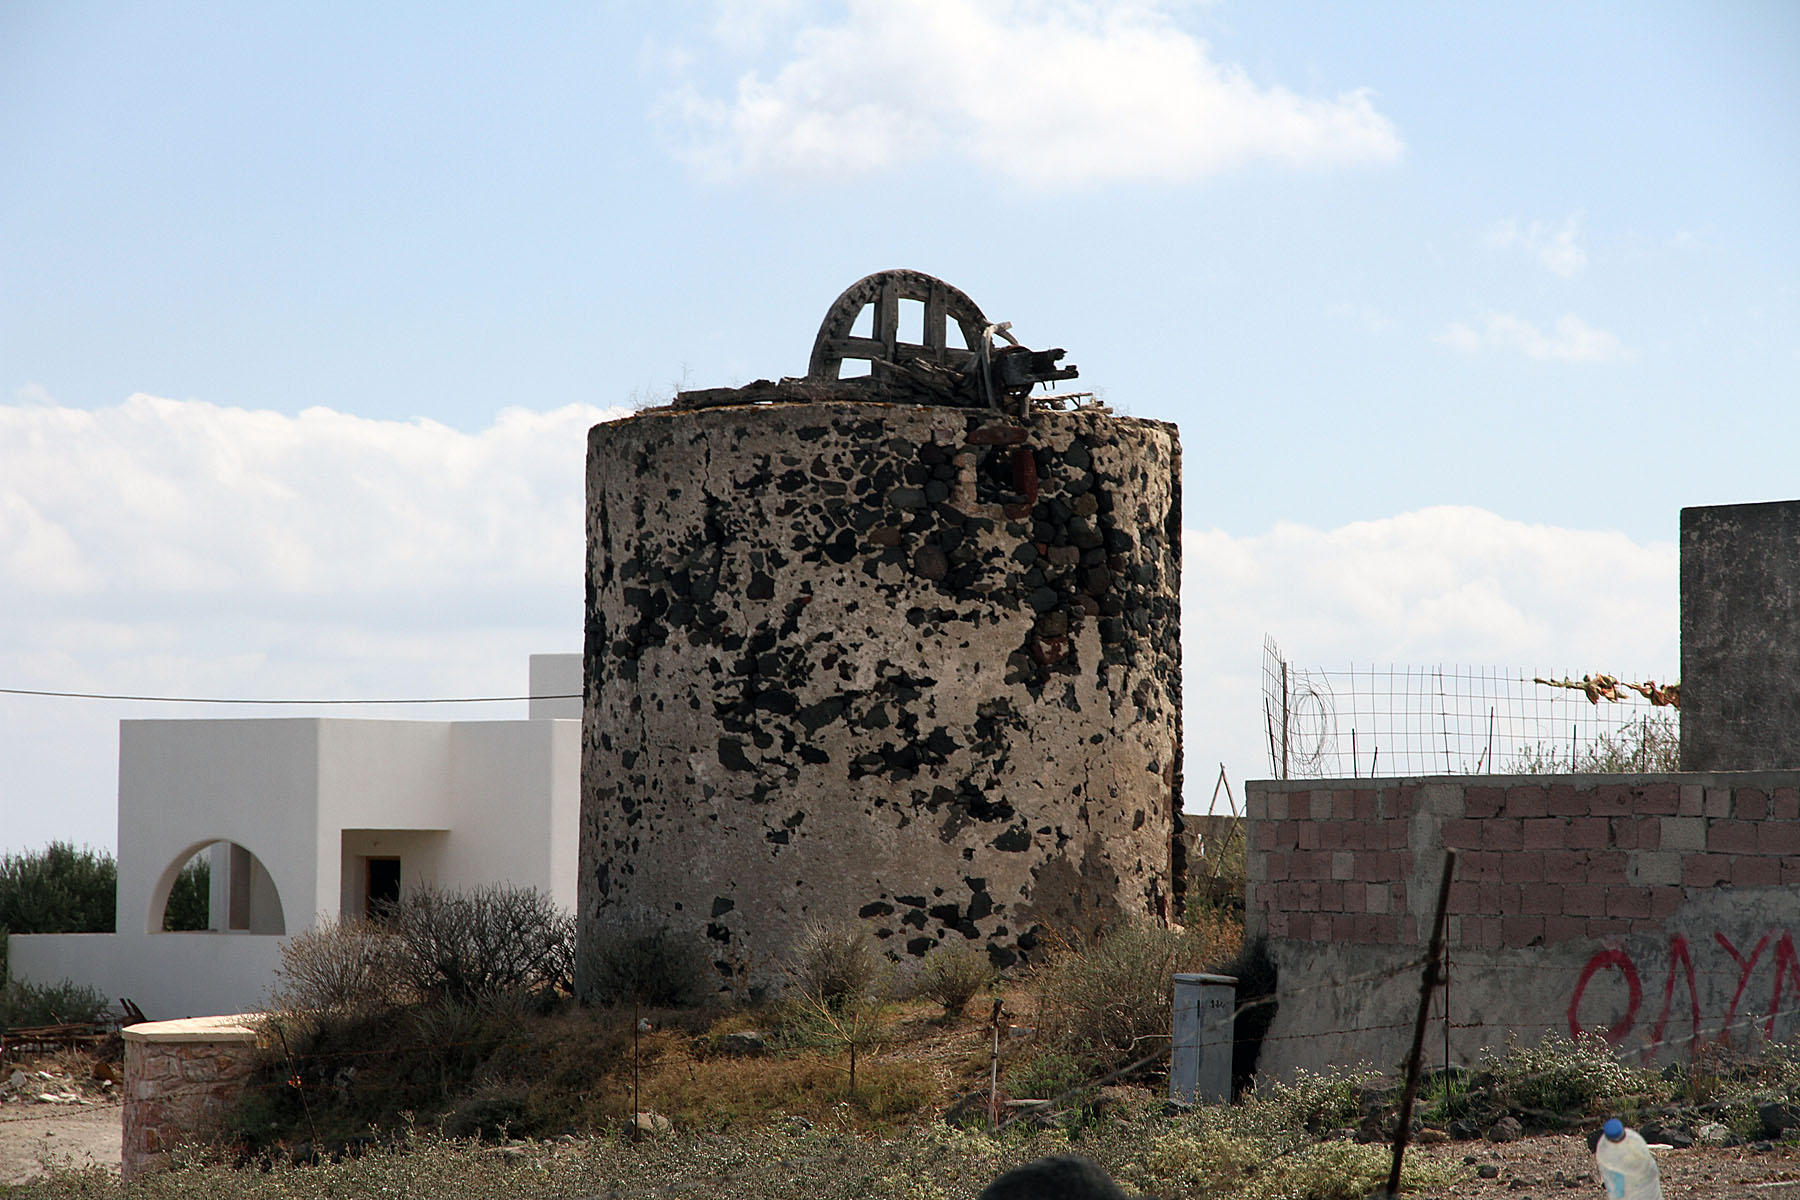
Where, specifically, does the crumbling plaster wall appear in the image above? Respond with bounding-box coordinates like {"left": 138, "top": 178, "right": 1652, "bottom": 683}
{"left": 579, "top": 402, "right": 1182, "bottom": 995}
{"left": 1246, "top": 775, "right": 1800, "bottom": 1080}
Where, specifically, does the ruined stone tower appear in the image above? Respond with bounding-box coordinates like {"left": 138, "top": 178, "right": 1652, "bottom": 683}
{"left": 577, "top": 272, "right": 1182, "bottom": 996}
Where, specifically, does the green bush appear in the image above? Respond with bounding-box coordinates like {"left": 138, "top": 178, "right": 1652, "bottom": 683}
{"left": 0, "top": 977, "right": 110, "bottom": 1031}
{"left": 580, "top": 923, "right": 712, "bottom": 1007}
{"left": 161, "top": 853, "right": 211, "bottom": 931}
{"left": 911, "top": 942, "right": 996, "bottom": 1016}
{"left": 1479, "top": 1034, "right": 1666, "bottom": 1126}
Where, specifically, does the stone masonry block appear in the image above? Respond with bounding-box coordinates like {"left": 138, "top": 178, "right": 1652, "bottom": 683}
{"left": 1521, "top": 818, "right": 1566, "bottom": 850}
{"left": 1465, "top": 786, "right": 1506, "bottom": 818}
{"left": 1709, "top": 821, "right": 1759, "bottom": 854}
{"left": 1246, "top": 791, "right": 1268, "bottom": 821}
{"left": 1266, "top": 792, "right": 1288, "bottom": 821}
{"left": 1704, "top": 788, "right": 1732, "bottom": 818}
{"left": 1629, "top": 851, "right": 1682, "bottom": 886}
{"left": 1736, "top": 787, "right": 1770, "bottom": 820}
{"left": 1501, "top": 853, "right": 1544, "bottom": 883}
{"left": 1679, "top": 784, "right": 1704, "bottom": 816}
{"left": 1543, "top": 915, "right": 1588, "bottom": 944}
{"left": 1733, "top": 856, "right": 1781, "bottom": 887}
{"left": 1504, "top": 784, "right": 1549, "bottom": 818}
{"left": 1481, "top": 819, "right": 1524, "bottom": 851}
{"left": 1561, "top": 883, "right": 1605, "bottom": 914}
{"left": 1660, "top": 817, "right": 1705, "bottom": 851}
{"left": 1332, "top": 851, "right": 1355, "bottom": 880}
{"left": 1682, "top": 853, "right": 1733, "bottom": 888}
{"left": 1547, "top": 784, "right": 1588, "bottom": 816}
{"left": 1774, "top": 787, "right": 1800, "bottom": 821}
{"left": 1366, "top": 884, "right": 1390, "bottom": 914}
{"left": 1564, "top": 818, "right": 1609, "bottom": 850}
{"left": 1519, "top": 885, "right": 1562, "bottom": 915}
{"left": 1761, "top": 823, "right": 1800, "bottom": 856}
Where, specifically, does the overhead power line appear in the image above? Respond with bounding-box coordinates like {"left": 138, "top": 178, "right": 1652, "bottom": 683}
{"left": 0, "top": 688, "right": 583, "bottom": 706}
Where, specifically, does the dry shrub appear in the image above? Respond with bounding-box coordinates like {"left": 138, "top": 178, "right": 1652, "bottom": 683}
{"left": 581, "top": 923, "right": 712, "bottom": 1007}
{"left": 784, "top": 920, "right": 880, "bottom": 1009}
{"left": 269, "top": 918, "right": 402, "bottom": 1014}
{"left": 911, "top": 942, "right": 997, "bottom": 1016}
{"left": 388, "top": 884, "right": 574, "bottom": 1007}
{"left": 1030, "top": 915, "right": 1243, "bottom": 1075}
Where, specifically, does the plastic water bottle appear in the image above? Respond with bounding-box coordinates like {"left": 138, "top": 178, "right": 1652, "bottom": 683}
{"left": 1594, "top": 1118, "right": 1663, "bottom": 1200}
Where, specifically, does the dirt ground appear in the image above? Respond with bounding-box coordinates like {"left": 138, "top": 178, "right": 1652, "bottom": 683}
{"left": 1408, "top": 1132, "right": 1800, "bottom": 1198}
{"left": 0, "top": 1099, "right": 122, "bottom": 1185}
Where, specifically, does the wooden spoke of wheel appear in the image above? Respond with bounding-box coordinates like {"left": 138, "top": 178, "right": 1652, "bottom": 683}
{"left": 806, "top": 270, "right": 991, "bottom": 381}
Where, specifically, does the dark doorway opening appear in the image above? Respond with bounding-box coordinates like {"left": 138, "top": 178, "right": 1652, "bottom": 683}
{"left": 367, "top": 857, "right": 401, "bottom": 920}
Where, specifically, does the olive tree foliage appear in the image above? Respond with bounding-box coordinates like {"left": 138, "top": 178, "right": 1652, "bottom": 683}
{"left": 0, "top": 842, "right": 116, "bottom": 980}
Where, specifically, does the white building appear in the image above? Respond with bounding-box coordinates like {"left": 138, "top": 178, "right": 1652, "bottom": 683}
{"left": 7, "top": 655, "right": 581, "bottom": 1019}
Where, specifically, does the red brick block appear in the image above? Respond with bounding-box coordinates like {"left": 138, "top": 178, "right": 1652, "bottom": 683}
{"left": 1733, "top": 856, "right": 1781, "bottom": 887}
{"left": 1267, "top": 851, "right": 1290, "bottom": 881}
{"left": 1355, "top": 790, "right": 1377, "bottom": 820}
{"left": 1350, "top": 913, "right": 1382, "bottom": 943}
{"left": 1587, "top": 851, "right": 1630, "bottom": 883}
{"left": 1466, "top": 786, "right": 1506, "bottom": 818}
{"left": 1736, "top": 788, "right": 1770, "bottom": 821}
{"left": 1461, "top": 851, "right": 1502, "bottom": 881}
{"left": 1396, "top": 851, "right": 1415, "bottom": 874}
{"left": 1309, "top": 914, "right": 1334, "bottom": 940}
{"left": 1296, "top": 822, "right": 1318, "bottom": 850}
{"left": 1586, "top": 917, "right": 1630, "bottom": 938}
{"left": 1783, "top": 858, "right": 1800, "bottom": 885}
{"left": 1544, "top": 915, "right": 1588, "bottom": 944}
{"left": 1266, "top": 910, "right": 1290, "bottom": 938}
{"left": 1648, "top": 887, "right": 1683, "bottom": 918}
{"left": 1442, "top": 818, "right": 1483, "bottom": 849}
{"left": 1318, "top": 822, "right": 1344, "bottom": 850}
{"left": 1501, "top": 915, "right": 1545, "bottom": 946}
{"left": 1519, "top": 884, "right": 1564, "bottom": 915}
{"left": 1388, "top": 822, "right": 1412, "bottom": 849}
{"left": 1605, "top": 886, "right": 1652, "bottom": 918}
{"left": 1332, "top": 913, "right": 1356, "bottom": 940}
{"left": 1392, "top": 879, "right": 1409, "bottom": 908}
{"left": 1522, "top": 819, "right": 1567, "bottom": 850}
{"left": 1547, "top": 784, "right": 1588, "bottom": 816}
{"left": 1761, "top": 823, "right": 1800, "bottom": 856}
{"left": 1504, "top": 785, "right": 1549, "bottom": 818}
{"left": 1340, "top": 880, "right": 1365, "bottom": 911}
{"left": 1288, "top": 793, "right": 1312, "bottom": 820}
{"left": 1257, "top": 823, "right": 1279, "bottom": 852}
{"left": 1590, "top": 785, "right": 1636, "bottom": 816}
{"left": 1475, "top": 916, "right": 1503, "bottom": 949}
{"left": 1565, "top": 818, "right": 1609, "bottom": 850}
{"left": 1478, "top": 881, "right": 1506, "bottom": 912}
{"left": 1638, "top": 820, "right": 1661, "bottom": 851}
{"left": 1448, "top": 881, "right": 1481, "bottom": 912}
{"left": 1502, "top": 853, "right": 1545, "bottom": 884}
{"left": 1631, "top": 918, "right": 1667, "bottom": 935}
{"left": 1384, "top": 786, "right": 1418, "bottom": 820}
{"left": 1679, "top": 785, "right": 1705, "bottom": 817}
{"left": 1482, "top": 819, "right": 1524, "bottom": 851}
{"left": 1561, "top": 883, "right": 1606, "bottom": 915}
{"left": 1709, "top": 821, "right": 1758, "bottom": 854}
{"left": 1682, "top": 854, "right": 1733, "bottom": 888}
{"left": 1542, "top": 851, "right": 1588, "bottom": 884}
{"left": 1320, "top": 880, "right": 1344, "bottom": 909}
{"left": 1704, "top": 788, "right": 1731, "bottom": 819}
{"left": 1326, "top": 789, "right": 1350, "bottom": 819}
{"left": 1774, "top": 788, "right": 1800, "bottom": 821}
{"left": 1637, "top": 783, "right": 1681, "bottom": 815}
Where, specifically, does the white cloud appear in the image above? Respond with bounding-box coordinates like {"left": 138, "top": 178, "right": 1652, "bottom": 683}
{"left": 1486, "top": 215, "right": 1587, "bottom": 278}
{"left": 1183, "top": 507, "right": 1677, "bottom": 799}
{"left": 1438, "top": 312, "right": 1632, "bottom": 363}
{"left": 660, "top": 0, "right": 1403, "bottom": 185}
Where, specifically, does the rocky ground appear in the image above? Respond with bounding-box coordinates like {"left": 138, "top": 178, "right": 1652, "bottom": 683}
{"left": 1409, "top": 1132, "right": 1800, "bottom": 1198}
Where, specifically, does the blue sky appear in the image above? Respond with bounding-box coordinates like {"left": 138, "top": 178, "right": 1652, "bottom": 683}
{"left": 2, "top": 2, "right": 1796, "bottom": 855}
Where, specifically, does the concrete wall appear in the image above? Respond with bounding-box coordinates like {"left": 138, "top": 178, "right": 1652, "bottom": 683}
{"left": 1682, "top": 500, "right": 1800, "bottom": 771}
{"left": 581, "top": 402, "right": 1183, "bottom": 995}
{"left": 1246, "top": 774, "right": 1800, "bottom": 1080}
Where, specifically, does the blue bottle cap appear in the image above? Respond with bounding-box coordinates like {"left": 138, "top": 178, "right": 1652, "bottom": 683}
{"left": 1603, "top": 1118, "right": 1624, "bottom": 1141}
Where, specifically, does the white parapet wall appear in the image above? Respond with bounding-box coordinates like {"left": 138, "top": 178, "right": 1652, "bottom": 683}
{"left": 8, "top": 932, "right": 287, "bottom": 1020}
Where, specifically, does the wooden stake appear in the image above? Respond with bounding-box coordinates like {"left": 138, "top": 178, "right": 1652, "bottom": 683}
{"left": 1385, "top": 850, "right": 1457, "bottom": 1198}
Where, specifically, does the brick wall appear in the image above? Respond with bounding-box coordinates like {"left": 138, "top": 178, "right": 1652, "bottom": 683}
{"left": 121, "top": 1016, "right": 258, "bottom": 1179}
{"left": 1244, "top": 773, "right": 1800, "bottom": 1081}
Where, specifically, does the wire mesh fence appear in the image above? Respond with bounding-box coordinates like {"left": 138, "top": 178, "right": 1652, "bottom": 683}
{"left": 1261, "top": 635, "right": 1680, "bottom": 780}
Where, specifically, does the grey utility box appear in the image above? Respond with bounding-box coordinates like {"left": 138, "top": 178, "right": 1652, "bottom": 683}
{"left": 1170, "top": 973, "right": 1236, "bottom": 1105}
